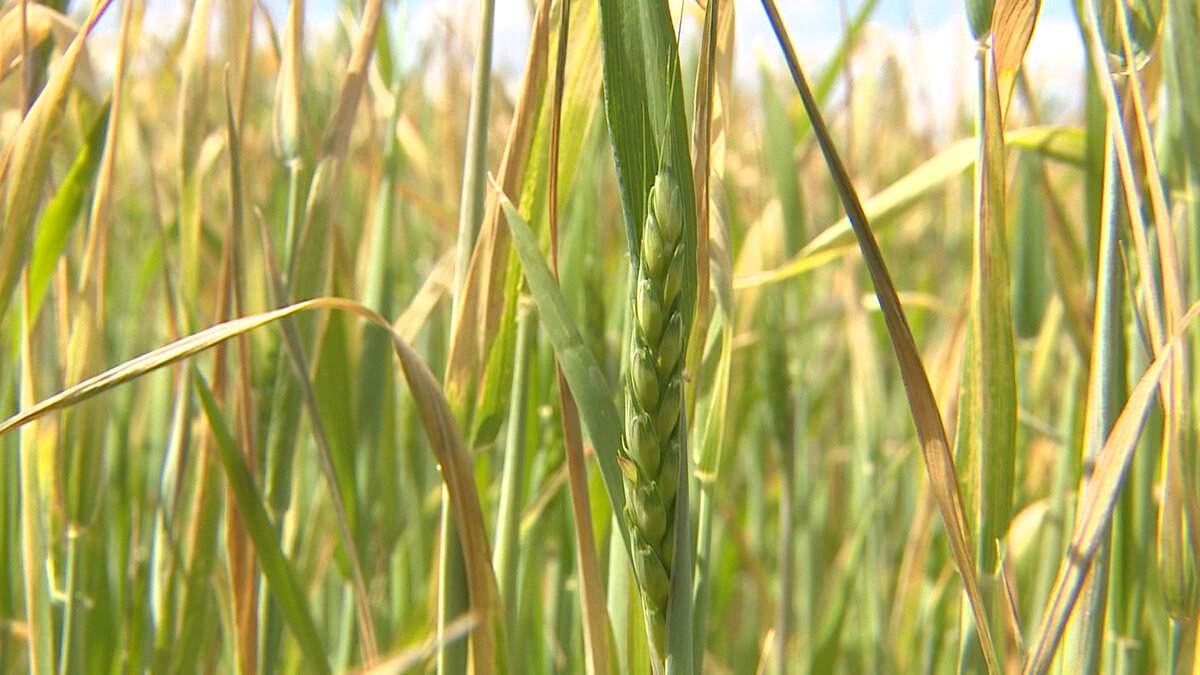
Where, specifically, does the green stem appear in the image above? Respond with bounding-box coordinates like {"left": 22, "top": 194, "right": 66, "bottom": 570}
{"left": 450, "top": 0, "right": 497, "bottom": 323}
{"left": 494, "top": 311, "right": 534, "bottom": 668}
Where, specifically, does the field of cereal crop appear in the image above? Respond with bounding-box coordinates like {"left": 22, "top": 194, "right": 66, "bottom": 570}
{"left": 2, "top": 0, "right": 1198, "bottom": 672}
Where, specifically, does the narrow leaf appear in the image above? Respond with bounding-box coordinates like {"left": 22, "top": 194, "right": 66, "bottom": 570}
{"left": 28, "top": 99, "right": 111, "bottom": 320}
{"left": 192, "top": 370, "right": 331, "bottom": 675}
{"left": 496, "top": 184, "right": 630, "bottom": 552}
{"left": 992, "top": 0, "right": 1041, "bottom": 116}
{"left": 0, "top": 0, "right": 112, "bottom": 323}
{"left": 759, "top": 2, "right": 1001, "bottom": 671}
{"left": 1022, "top": 301, "right": 1200, "bottom": 674}
{"left": 734, "top": 126, "right": 1085, "bottom": 290}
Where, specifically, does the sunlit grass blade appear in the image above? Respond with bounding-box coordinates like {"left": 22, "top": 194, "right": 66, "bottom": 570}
{"left": 0, "top": 295, "right": 507, "bottom": 670}
{"left": 221, "top": 0, "right": 252, "bottom": 125}
{"left": 272, "top": 0, "right": 303, "bottom": 163}
{"left": 449, "top": 0, "right": 495, "bottom": 316}
{"left": 260, "top": 225, "right": 378, "bottom": 666}
{"left": 500, "top": 178, "right": 625, "bottom": 665}
{"left": 1062, "top": 116, "right": 1123, "bottom": 672}
{"left": 254, "top": 7, "right": 390, "bottom": 660}
{"left": 991, "top": 0, "right": 1041, "bottom": 114}
{"left": 354, "top": 612, "right": 479, "bottom": 675}
{"left": 545, "top": 2, "right": 611, "bottom": 672}
{"left": 262, "top": 0, "right": 308, "bottom": 651}
{"left": 439, "top": 0, "right": 494, "bottom": 670}
{"left": 443, "top": 0, "right": 603, "bottom": 450}
{"left": 27, "top": 99, "right": 109, "bottom": 321}
{"left": 757, "top": 52, "right": 803, "bottom": 673}
{"left": 175, "top": 0, "right": 212, "bottom": 316}
{"left": 1161, "top": 1, "right": 1200, "bottom": 657}
{"left": 0, "top": 0, "right": 111, "bottom": 324}
{"left": 45, "top": 8, "right": 132, "bottom": 637}
{"left": 497, "top": 185, "right": 629, "bottom": 552}
{"left": 955, "top": 19, "right": 1018, "bottom": 668}
{"left": 1005, "top": 75, "right": 1093, "bottom": 357}
{"left": 192, "top": 368, "right": 330, "bottom": 674}
{"left": 965, "top": 0, "right": 995, "bottom": 39}
{"left": 1078, "top": 3, "right": 1196, "bottom": 665}
{"left": 758, "top": 2, "right": 1000, "bottom": 671}
{"left": 0, "top": 4, "right": 57, "bottom": 85}
{"left": 734, "top": 126, "right": 1084, "bottom": 290}
{"left": 493, "top": 311, "right": 533, "bottom": 670}
{"left": 441, "top": 0, "right": 540, "bottom": 440}
{"left": 53, "top": 2, "right": 138, "bottom": 669}
{"left": 1075, "top": 0, "right": 1166, "bottom": 352}
{"left": 688, "top": 0, "right": 718, "bottom": 334}
{"left": 287, "top": 0, "right": 383, "bottom": 303}
{"left": 218, "top": 70, "right": 259, "bottom": 675}
{"left": 690, "top": 0, "right": 736, "bottom": 663}
{"left": 0, "top": 300, "right": 317, "bottom": 434}
{"left": 1108, "top": 0, "right": 1198, "bottom": 643}
{"left": 1023, "top": 300, "right": 1200, "bottom": 674}
{"left": 17, "top": 285, "right": 52, "bottom": 675}
{"left": 812, "top": 450, "right": 911, "bottom": 664}
{"left": 759, "top": 60, "right": 805, "bottom": 246}
{"left": 385, "top": 313, "right": 507, "bottom": 675}
{"left": 317, "top": 0, "right": 382, "bottom": 161}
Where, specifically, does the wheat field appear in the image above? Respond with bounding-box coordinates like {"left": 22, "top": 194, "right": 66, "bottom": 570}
{"left": 1, "top": 0, "right": 1198, "bottom": 672}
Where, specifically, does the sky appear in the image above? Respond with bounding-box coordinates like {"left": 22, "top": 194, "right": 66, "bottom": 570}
{"left": 392, "top": 0, "right": 1086, "bottom": 126}
{"left": 365, "top": 0, "right": 1084, "bottom": 123}
{"left": 89, "top": 0, "right": 1087, "bottom": 125}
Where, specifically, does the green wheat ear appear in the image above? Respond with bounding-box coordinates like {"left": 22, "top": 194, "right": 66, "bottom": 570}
{"left": 621, "top": 167, "right": 686, "bottom": 655}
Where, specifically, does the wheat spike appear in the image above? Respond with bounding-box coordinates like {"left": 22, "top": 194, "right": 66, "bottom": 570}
{"left": 621, "top": 168, "right": 686, "bottom": 654}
